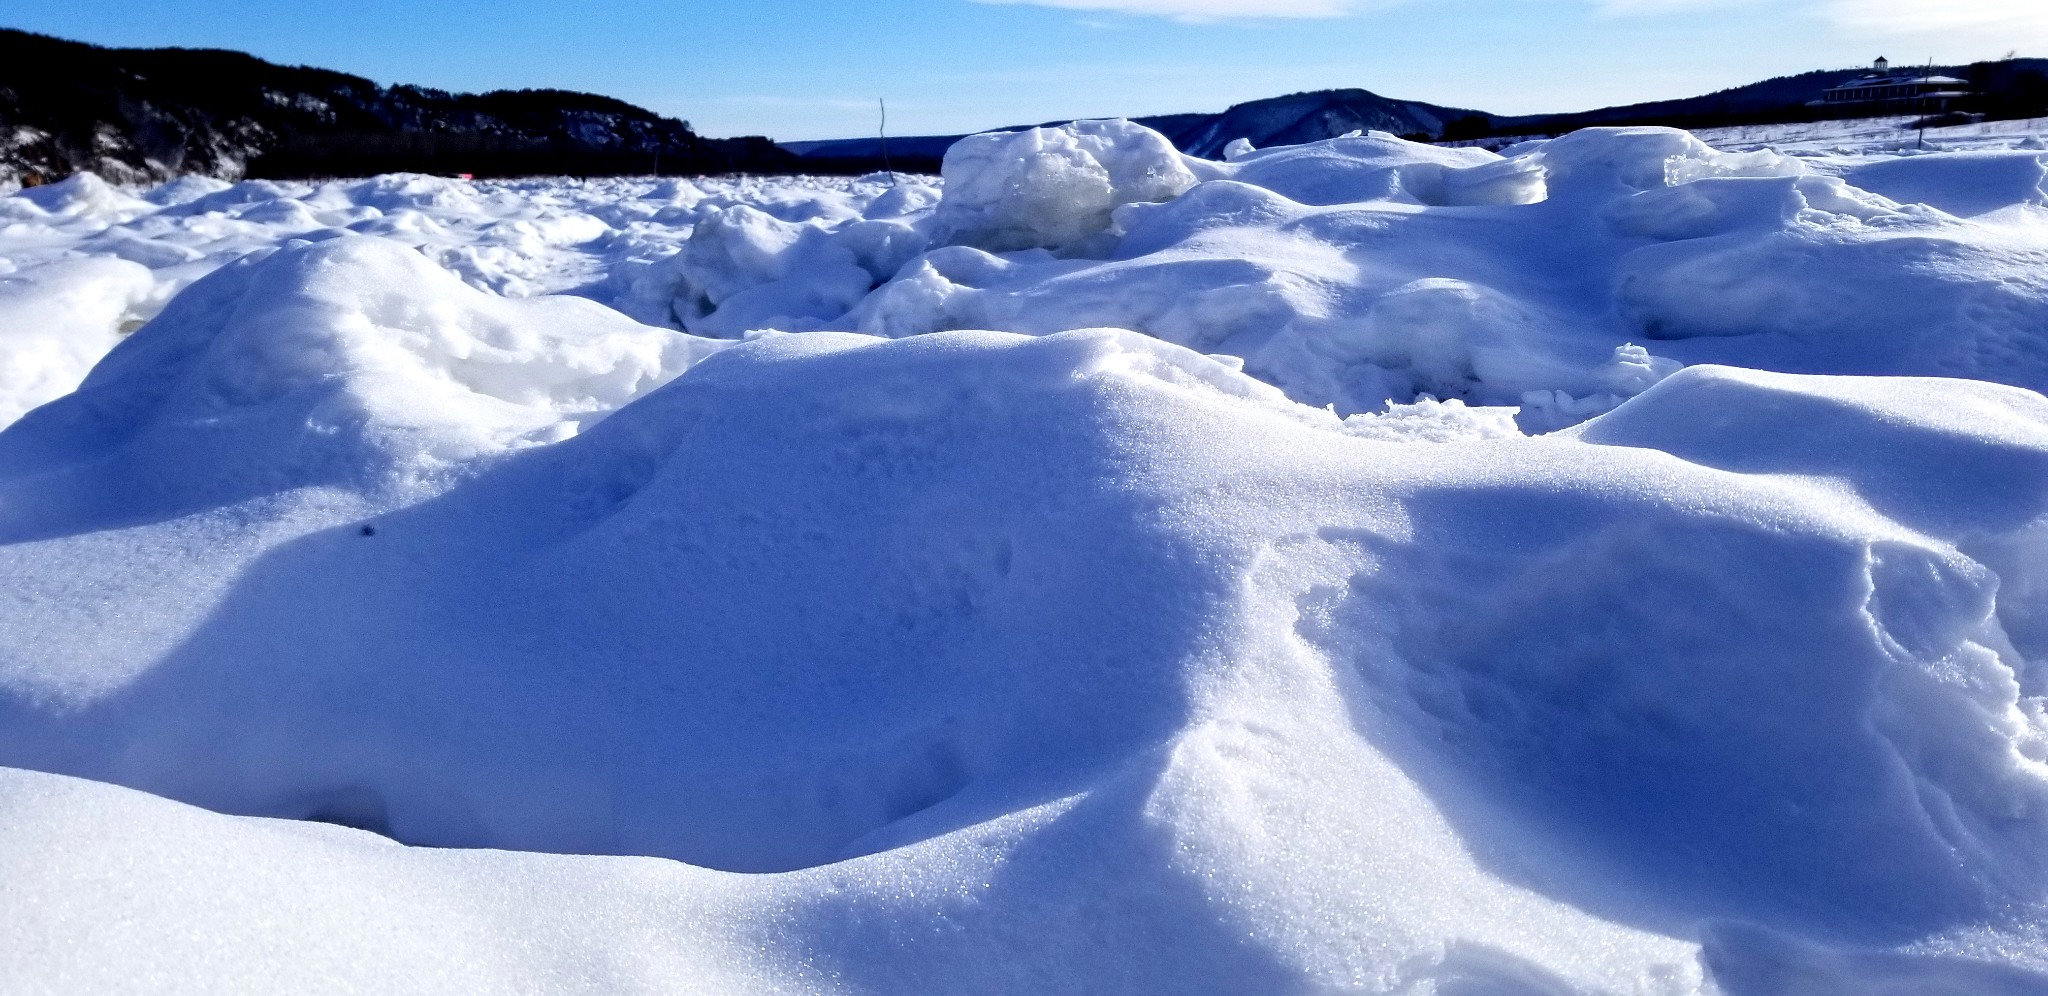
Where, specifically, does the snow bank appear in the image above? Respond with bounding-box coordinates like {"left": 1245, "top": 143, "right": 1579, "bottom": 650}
{"left": 1838, "top": 150, "right": 2048, "bottom": 218}
{"left": 8, "top": 118, "right": 2048, "bottom": 992}
{"left": 0, "top": 172, "right": 155, "bottom": 225}
{"left": 628, "top": 120, "right": 2048, "bottom": 426}
{"left": 10, "top": 121, "right": 2048, "bottom": 433}
{"left": 0, "top": 170, "right": 920, "bottom": 429}
{"left": 0, "top": 255, "right": 158, "bottom": 425}
{"left": 6, "top": 234, "right": 2048, "bottom": 988}
{"left": 1225, "top": 130, "right": 1544, "bottom": 207}
{"left": 0, "top": 766, "right": 797, "bottom": 995}
{"left": 2, "top": 235, "right": 711, "bottom": 510}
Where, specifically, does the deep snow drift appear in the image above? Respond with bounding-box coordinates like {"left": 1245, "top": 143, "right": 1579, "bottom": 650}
{"left": 5, "top": 117, "right": 2048, "bottom": 994}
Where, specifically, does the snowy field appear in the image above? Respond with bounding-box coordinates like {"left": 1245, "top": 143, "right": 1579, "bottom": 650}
{"left": 5, "top": 115, "right": 2048, "bottom": 993}
{"left": 1694, "top": 113, "right": 2048, "bottom": 154}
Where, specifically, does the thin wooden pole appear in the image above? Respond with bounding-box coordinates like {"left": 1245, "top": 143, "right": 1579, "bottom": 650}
{"left": 880, "top": 98, "right": 893, "bottom": 174}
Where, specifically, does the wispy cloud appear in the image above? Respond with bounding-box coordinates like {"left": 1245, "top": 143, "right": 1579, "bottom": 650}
{"left": 1821, "top": 0, "right": 2048, "bottom": 50}
{"left": 973, "top": 0, "right": 2047, "bottom": 43}
{"left": 970, "top": 0, "right": 1374, "bottom": 23}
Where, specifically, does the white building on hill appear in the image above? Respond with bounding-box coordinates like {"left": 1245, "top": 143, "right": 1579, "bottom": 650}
{"left": 1818, "top": 58, "right": 1972, "bottom": 112}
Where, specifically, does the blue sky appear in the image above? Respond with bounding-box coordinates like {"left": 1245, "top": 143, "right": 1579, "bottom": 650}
{"left": 5, "top": 0, "right": 2043, "bottom": 140}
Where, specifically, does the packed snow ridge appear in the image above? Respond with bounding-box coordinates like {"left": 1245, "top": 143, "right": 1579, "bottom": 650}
{"left": 5, "top": 117, "right": 2048, "bottom": 994}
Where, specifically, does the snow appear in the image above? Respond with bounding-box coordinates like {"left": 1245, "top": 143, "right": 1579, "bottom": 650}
{"left": 4, "top": 117, "right": 2048, "bottom": 993}
{"left": 0, "top": 171, "right": 920, "bottom": 426}
{"left": 1692, "top": 114, "right": 2048, "bottom": 156}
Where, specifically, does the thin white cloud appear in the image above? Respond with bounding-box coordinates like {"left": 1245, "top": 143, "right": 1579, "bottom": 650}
{"left": 974, "top": 0, "right": 2048, "bottom": 40}
{"left": 1823, "top": 0, "right": 2048, "bottom": 50}
{"left": 970, "top": 0, "right": 1367, "bottom": 22}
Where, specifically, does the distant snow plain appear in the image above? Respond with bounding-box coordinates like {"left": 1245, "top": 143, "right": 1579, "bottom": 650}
{"left": 5, "top": 114, "right": 2048, "bottom": 994}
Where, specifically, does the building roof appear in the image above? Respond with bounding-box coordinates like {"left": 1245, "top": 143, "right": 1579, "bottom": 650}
{"left": 1825, "top": 73, "right": 1968, "bottom": 92}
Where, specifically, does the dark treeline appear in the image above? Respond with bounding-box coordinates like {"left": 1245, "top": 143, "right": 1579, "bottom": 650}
{"left": 1437, "top": 58, "right": 2048, "bottom": 142}
{"left": 1972, "top": 60, "right": 2048, "bottom": 120}
{"left": 10, "top": 25, "right": 2048, "bottom": 185}
{"left": 0, "top": 28, "right": 800, "bottom": 184}
{"left": 248, "top": 132, "right": 796, "bottom": 180}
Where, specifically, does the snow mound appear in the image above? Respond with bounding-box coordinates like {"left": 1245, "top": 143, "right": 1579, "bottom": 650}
{"left": 1225, "top": 130, "right": 1543, "bottom": 207}
{"left": 0, "top": 236, "right": 715, "bottom": 532}
{"left": 10, "top": 120, "right": 2048, "bottom": 991}
{"left": 142, "top": 174, "right": 235, "bottom": 207}
{"left": 657, "top": 204, "right": 922, "bottom": 338}
{"left": 0, "top": 171, "right": 924, "bottom": 430}
{"left": 13, "top": 126, "right": 2048, "bottom": 436}
{"left": 5, "top": 239, "right": 2048, "bottom": 989}
{"left": 637, "top": 124, "right": 2046, "bottom": 426}
{"left": 1840, "top": 150, "right": 2048, "bottom": 219}
{"left": 0, "top": 172, "right": 154, "bottom": 224}
{"left": 0, "top": 255, "right": 159, "bottom": 426}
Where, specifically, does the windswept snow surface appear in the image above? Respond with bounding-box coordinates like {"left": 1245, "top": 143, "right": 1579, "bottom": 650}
{"left": 5, "top": 119, "right": 2048, "bottom": 994}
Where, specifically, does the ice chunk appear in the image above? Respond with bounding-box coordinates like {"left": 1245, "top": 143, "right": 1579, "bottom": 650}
{"left": 1340, "top": 396, "right": 1525, "bottom": 442}
{"left": 658, "top": 204, "right": 897, "bottom": 338}
{"left": 1529, "top": 126, "right": 1717, "bottom": 196}
{"left": 933, "top": 119, "right": 1197, "bottom": 253}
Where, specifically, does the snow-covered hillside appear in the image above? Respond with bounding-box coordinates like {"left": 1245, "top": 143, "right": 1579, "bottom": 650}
{"left": 6, "top": 117, "right": 2048, "bottom": 993}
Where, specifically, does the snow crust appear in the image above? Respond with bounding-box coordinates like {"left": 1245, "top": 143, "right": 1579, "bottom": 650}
{"left": 5, "top": 116, "right": 2048, "bottom": 993}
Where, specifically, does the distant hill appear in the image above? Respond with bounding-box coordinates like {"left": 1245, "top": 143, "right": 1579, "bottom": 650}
{"left": 0, "top": 28, "right": 798, "bottom": 184}
{"left": 784, "top": 59, "right": 2048, "bottom": 171}
{"left": 1151, "top": 90, "right": 1488, "bottom": 158}
{"left": 1492, "top": 59, "right": 2048, "bottom": 136}
{"left": 784, "top": 89, "right": 1487, "bottom": 171}
{"left": 7, "top": 26, "right": 2043, "bottom": 185}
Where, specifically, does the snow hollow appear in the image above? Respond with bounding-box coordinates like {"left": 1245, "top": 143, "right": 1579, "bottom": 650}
{"left": 5, "top": 118, "right": 2048, "bottom": 994}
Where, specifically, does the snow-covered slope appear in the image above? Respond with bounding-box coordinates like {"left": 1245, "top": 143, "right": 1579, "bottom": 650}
{"left": 6, "top": 119, "right": 2048, "bottom": 993}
